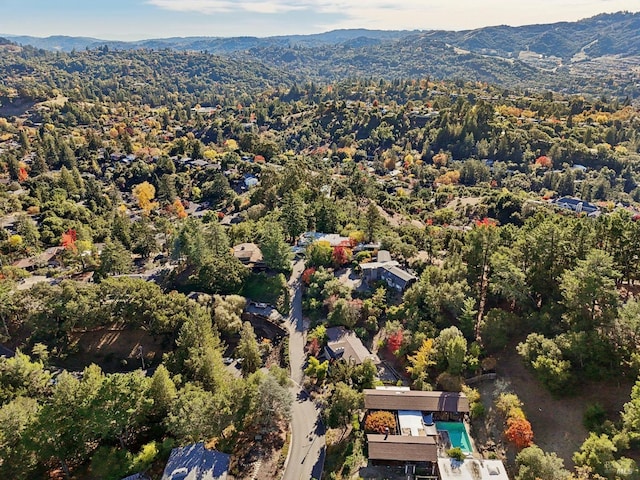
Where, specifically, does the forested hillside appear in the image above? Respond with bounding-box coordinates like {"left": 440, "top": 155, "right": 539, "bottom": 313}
{"left": 6, "top": 12, "right": 640, "bottom": 98}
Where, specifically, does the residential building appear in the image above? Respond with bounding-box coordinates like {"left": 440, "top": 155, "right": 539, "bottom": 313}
{"left": 364, "top": 388, "right": 469, "bottom": 465}
{"left": 12, "top": 246, "right": 64, "bottom": 272}
{"left": 0, "top": 344, "right": 15, "bottom": 358}
{"left": 232, "top": 243, "right": 264, "bottom": 269}
{"left": 322, "top": 326, "right": 380, "bottom": 365}
{"left": 161, "top": 443, "right": 230, "bottom": 480}
{"left": 298, "top": 232, "right": 352, "bottom": 248}
{"left": 554, "top": 197, "right": 600, "bottom": 216}
{"left": 437, "top": 458, "right": 510, "bottom": 480}
{"left": 360, "top": 250, "right": 416, "bottom": 292}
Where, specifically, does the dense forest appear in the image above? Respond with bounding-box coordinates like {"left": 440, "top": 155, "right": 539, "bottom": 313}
{"left": 1, "top": 23, "right": 640, "bottom": 480}
{"left": 6, "top": 11, "right": 640, "bottom": 99}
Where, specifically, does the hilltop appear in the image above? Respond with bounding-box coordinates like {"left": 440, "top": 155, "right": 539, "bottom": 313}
{"left": 4, "top": 12, "right": 640, "bottom": 98}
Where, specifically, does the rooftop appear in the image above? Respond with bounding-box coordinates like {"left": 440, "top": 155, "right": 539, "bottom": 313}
{"left": 324, "top": 326, "right": 380, "bottom": 365}
{"left": 232, "top": 243, "right": 263, "bottom": 265}
{"left": 364, "top": 389, "right": 469, "bottom": 413}
{"left": 382, "top": 265, "right": 417, "bottom": 283}
{"left": 161, "top": 443, "right": 230, "bottom": 480}
{"left": 437, "top": 458, "right": 510, "bottom": 480}
{"left": 367, "top": 434, "right": 437, "bottom": 462}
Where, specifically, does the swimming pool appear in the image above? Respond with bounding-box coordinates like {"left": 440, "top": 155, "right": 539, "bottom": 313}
{"left": 435, "top": 421, "right": 472, "bottom": 454}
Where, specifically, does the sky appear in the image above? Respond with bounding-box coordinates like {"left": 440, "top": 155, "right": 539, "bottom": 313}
{"left": 0, "top": 0, "right": 638, "bottom": 40}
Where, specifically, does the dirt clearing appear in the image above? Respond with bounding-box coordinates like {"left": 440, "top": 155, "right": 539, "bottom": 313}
{"left": 475, "top": 344, "right": 635, "bottom": 467}
{"left": 63, "top": 324, "right": 171, "bottom": 373}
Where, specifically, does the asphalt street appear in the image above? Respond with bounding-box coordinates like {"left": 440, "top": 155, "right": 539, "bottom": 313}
{"left": 282, "top": 259, "right": 326, "bottom": 480}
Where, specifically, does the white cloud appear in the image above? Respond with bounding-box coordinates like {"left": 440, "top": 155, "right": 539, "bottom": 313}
{"left": 147, "top": 0, "right": 305, "bottom": 14}
{"left": 146, "top": 0, "right": 640, "bottom": 31}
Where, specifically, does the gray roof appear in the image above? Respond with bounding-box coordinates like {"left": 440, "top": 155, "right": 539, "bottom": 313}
{"left": 382, "top": 265, "right": 417, "bottom": 283}
{"left": 377, "top": 250, "right": 392, "bottom": 263}
{"left": 324, "top": 327, "right": 379, "bottom": 365}
{"left": 161, "top": 443, "right": 230, "bottom": 480}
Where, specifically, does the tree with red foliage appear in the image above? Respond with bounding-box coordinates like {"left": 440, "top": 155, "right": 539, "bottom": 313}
{"left": 301, "top": 267, "right": 316, "bottom": 285}
{"left": 535, "top": 155, "right": 553, "bottom": 169}
{"left": 17, "top": 167, "right": 28, "bottom": 182}
{"left": 307, "top": 337, "right": 321, "bottom": 357}
{"left": 332, "top": 246, "right": 352, "bottom": 268}
{"left": 387, "top": 330, "right": 404, "bottom": 355}
{"left": 365, "top": 410, "right": 397, "bottom": 434}
{"left": 505, "top": 416, "right": 534, "bottom": 449}
{"left": 61, "top": 229, "right": 77, "bottom": 252}
{"left": 475, "top": 217, "right": 497, "bottom": 228}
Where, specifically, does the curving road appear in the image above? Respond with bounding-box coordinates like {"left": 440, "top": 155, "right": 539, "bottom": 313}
{"left": 282, "top": 259, "right": 325, "bottom": 480}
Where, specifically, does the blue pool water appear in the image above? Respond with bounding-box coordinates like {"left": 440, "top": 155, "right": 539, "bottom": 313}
{"left": 435, "top": 421, "right": 472, "bottom": 454}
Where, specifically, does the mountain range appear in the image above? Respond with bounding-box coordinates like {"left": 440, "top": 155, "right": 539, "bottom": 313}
{"left": 2, "top": 11, "right": 640, "bottom": 98}
{"left": 5, "top": 12, "right": 640, "bottom": 59}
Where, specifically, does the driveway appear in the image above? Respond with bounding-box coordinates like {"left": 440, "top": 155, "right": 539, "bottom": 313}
{"left": 282, "top": 259, "right": 326, "bottom": 480}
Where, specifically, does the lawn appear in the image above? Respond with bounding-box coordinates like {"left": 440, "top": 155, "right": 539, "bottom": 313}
{"left": 242, "top": 272, "right": 290, "bottom": 314}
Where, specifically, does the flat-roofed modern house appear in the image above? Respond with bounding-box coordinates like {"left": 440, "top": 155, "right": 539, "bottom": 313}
{"left": 363, "top": 387, "right": 510, "bottom": 478}
{"left": 367, "top": 434, "right": 438, "bottom": 463}
{"left": 364, "top": 388, "right": 469, "bottom": 415}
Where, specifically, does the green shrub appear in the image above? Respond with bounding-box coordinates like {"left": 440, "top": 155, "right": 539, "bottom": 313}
{"left": 447, "top": 447, "right": 466, "bottom": 461}
{"left": 583, "top": 403, "right": 606, "bottom": 432}
{"left": 130, "top": 441, "right": 159, "bottom": 473}
{"left": 471, "top": 402, "right": 486, "bottom": 419}
{"left": 89, "top": 447, "right": 130, "bottom": 480}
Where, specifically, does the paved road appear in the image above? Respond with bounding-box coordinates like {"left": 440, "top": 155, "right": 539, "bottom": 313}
{"left": 282, "top": 259, "right": 326, "bottom": 480}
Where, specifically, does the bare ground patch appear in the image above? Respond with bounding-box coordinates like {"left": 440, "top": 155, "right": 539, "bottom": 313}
{"left": 62, "top": 324, "right": 171, "bottom": 373}
{"left": 474, "top": 344, "right": 635, "bottom": 468}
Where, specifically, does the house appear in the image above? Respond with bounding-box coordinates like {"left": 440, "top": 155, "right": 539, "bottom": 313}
{"left": 12, "top": 246, "right": 64, "bottom": 272}
{"left": 243, "top": 174, "right": 259, "bottom": 188}
{"left": 161, "top": 443, "right": 230, "bottom": 480}
{"left": 360, "top": 250, "right": 416, "bottom": 292}
{"left": 364, "top": 388, "right": 471, "bottom": 467}
{"left": 232, "top": 243, "right": 264, "bottom": 269}
{"left": 554, "top": 197, "right": 600, "bottom": 216}
{"left": 298, "top": 232, "right": 352, "bottom": 248}
{"left": 322, "top": 326, "right": 379, "bottom": 365}
{"left": 190, "top": 159, "right": 210, "bottom": 168}
{"left": 380, "top": 265, "right": 417, "bottom": 292}
{"left": 219, "top": 212, "right": 242, "bottom": 227}
{"left": 364, "top": 388, "right": 469, "bottom": 414}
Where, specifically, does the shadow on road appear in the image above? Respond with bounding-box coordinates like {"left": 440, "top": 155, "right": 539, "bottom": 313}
{"left": 310, "top": 446, "right": 326, "bottom": 480}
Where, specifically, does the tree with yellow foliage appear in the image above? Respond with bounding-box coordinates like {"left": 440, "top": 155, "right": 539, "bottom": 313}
{"left": 406, "top": 339, "right": 436, "bottom": 390}
{"left": 224, "top": 139, "right": 238, "bottom": 151}
{"left": 436, "top": 170, "right": 461, "bottom": 185}
{"left": 172, "top": 198, "right": 187, "bottom": 219}
{"left": 132, "top": 182, "right": 158, "bottom": 215}
{"left": 8, "top": 234, "right": 23, "bottom": 250}
{"left": 433, "top": 151, "right": 449, "bottom": 167}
